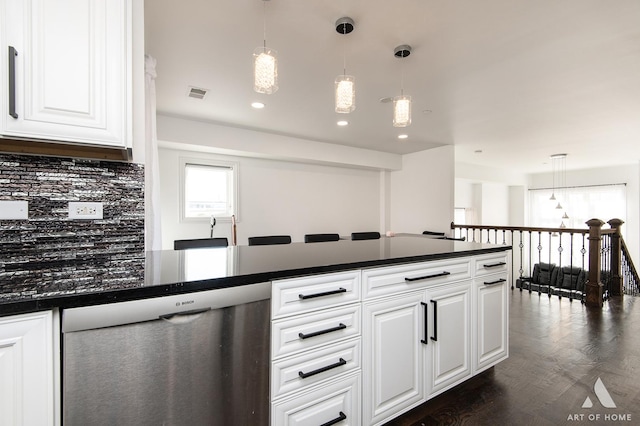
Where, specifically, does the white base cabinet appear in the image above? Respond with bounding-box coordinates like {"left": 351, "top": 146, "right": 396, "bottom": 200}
{"left": 0, "top": 0, "right": 131, "bottom": 148}
{"left": 0, "top": 310, "right": 59, "bottom": 426}
{"left": 362, "top": 292, "right": 425, "bottom": 425}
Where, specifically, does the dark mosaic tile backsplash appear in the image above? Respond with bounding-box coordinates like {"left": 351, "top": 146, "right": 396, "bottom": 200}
{"left": 0, "top": 153, "right": 145, "bottom": 302}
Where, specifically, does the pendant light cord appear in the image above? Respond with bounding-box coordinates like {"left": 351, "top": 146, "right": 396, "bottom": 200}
{"left": 263, "top": 1, "right": 267, "bottom": 49}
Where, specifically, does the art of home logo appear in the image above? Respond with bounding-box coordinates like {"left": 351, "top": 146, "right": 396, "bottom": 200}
{"left": 566, "top": 377, "right": 632, "bottom": 422}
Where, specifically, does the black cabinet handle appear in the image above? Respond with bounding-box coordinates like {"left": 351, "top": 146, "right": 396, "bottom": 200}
{"left": 320, "top": 411, "right": 347, "bottom": 426}
{"left": 484, "top": 278, "right": 507, "bottom": 286}
{"left": 430, "top": 299, "right": 438, "bottom": 342}
{"left": 420, "top": 302, "right": 428, "bottom": 345}
{"left": 299, "top": 323, "right": 347, "bottom": 340}
{"left": 8, "top": 46, "right": 18, "bottom": 119}
{"left": 405, "top": 271, "right": 450, "bottom": 282}
{"left": 299, "top": 287, "right": 346, "bottom": 300}
{"left": 483, "top": 262, "right": 506, "bottom": 268}
{"left": 298, "top": 358, "right": 346, "bottom": 379}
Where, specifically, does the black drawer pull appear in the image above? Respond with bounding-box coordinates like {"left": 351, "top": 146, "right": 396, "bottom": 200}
{"left": 430, "top": 299, "right": 438, "bottom": 342}
{"left": 483, "top": 262, "right": 506, "bottom": 268}
{"left": 420, "top": 302, "right": 428, "bottom": 345}
{"left": 484, "top": 278, "right": 507, "bottom": 286}
{"left": 8, "top": 46, "right": 18, "bottom": 119}
{"left": 298, "top": 358, "right": 346, "bottom": 379}
{"left": 405, "top": 271, "right": 450, "bottom": 282}
{"left": 299, "top": 323, "right": 347, "bottom": 340}
{"left": 320, "top": 411, "right": 347, "bottom": 426}
{"left": 299, "top": 287, "right": 346, "bottom": 300}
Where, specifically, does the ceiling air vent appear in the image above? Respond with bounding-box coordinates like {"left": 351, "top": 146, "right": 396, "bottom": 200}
{"left": 187, "top": 86, "right": 208, "bottom": 100}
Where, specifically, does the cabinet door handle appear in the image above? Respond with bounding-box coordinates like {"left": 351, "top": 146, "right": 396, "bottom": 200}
{"left": 298, "top": 323, "right": 347, "bottom": 340}
{"left": 484, "top": 278, "right": 507, "bottom": 286}
{"left": 298, "top": 287, "right": 346, "bottom": 300}
{"left": 483, "top": 262, "right": 506, "bottom": 268}
{"left": 405, "top": 271, "right": 450, "bottom": 282}
{"left": 420, "top": 302, "right": 428, "bottom": 345}
{"left": 298, "top": 357, "right": 346, "bottom": 379}
{"left": 8, "top": 46, "right": 18, "bottom": 119}
{"left": 320, "top": 411, "right": 347, "bottom": 426}
{"left": 430, "top": 299, "right": 438, "bottom": 342}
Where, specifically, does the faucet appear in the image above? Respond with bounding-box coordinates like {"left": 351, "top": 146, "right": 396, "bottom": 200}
{"left": 210, "top": 216, "right": 216, "bottom": 238}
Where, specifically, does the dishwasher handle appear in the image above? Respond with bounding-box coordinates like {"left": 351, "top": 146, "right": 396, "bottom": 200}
{"left": 159, "top": 307, "right": 211, "bottom": 323}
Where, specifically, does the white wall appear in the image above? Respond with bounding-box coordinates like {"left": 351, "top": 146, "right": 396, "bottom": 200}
{"left": 390, "top": 146, "right": 455, "bottom": 235}
{"left": 158, "top": 148, "right": 382, "bottom": 248}
{"left": 481, "top": 183, "right": 509, "bottom": 225}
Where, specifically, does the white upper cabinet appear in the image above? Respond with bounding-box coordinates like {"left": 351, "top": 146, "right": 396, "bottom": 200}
{"left": 0, "top": 0, "right": 132, "bottom": 148}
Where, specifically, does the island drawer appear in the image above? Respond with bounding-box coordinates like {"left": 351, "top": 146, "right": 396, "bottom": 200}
{"left": 272, "top": 372, "right": 360, "bottom": 426}
{"left": 362, "top": 258, "right": 472, "bottom": 300}
{"left": 474, "top": 252, "right": 509, "bottom": 276}
{"left": 272, "top": 305, "right": 361, "bottom": 359}
{"left": 272, "top": 271, "right": 361, "bottom": 319}
{"left": 271, "top": 338, "right": 360, "bottom": 398}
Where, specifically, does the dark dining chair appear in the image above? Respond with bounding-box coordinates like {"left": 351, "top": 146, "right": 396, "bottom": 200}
{"left": 248, "top": 235, "right": 292, "bottom": 246}
{"left": 422, "top": 230, "right": 446, "bottom": 237}
{"left": 304, "top": 233, "right": 340, "bottom": 243}
{"left": 351, "top": 231, "right": 381, "bottom": 241}
{"left": 174, "top": 237, "right": 229, "bottom": 250}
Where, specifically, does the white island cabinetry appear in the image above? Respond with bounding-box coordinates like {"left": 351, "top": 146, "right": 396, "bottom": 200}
{"left": 268, "top": 249, "right": 510, "bottom": 426}
{"left": 0, "top": 0, "right": 131, "bottom": 148}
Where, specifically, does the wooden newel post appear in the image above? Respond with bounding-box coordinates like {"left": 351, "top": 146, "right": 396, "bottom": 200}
{"left": 585, "top": 219, "right": 605, "bottom": 307}
{"left": 607, "top": 218, "right": 624, "bottom": 297}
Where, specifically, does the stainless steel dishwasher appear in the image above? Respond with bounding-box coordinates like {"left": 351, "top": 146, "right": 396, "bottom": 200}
{"left": 61, "top": 282, "right": 271, "bottom": 426}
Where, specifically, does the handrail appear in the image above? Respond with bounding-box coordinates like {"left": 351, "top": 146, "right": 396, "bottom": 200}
{"left": 452, "top": 222, "right": 589, "bottom": 235}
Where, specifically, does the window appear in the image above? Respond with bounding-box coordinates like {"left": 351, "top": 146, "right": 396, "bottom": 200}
{"left": 528, "top": 184, "right": 626, "bottom": 230}
{"left": 180, "top": 158, "right": 237, "bottom": 221}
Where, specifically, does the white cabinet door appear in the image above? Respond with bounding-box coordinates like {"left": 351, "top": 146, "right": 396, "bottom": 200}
{"left": 0, "top": 0, "right": 131, "bottom": 148}
{"left": 475, "top": 273, "right": 509, "bottom": 372}
{"left": 425, "top": 281, "right": 472, "bottom": 397}
{"left": 362, "top": 291, "right": 425, "bottom": 426}
{"left": 0, "top": 311, "right": 56, "bottom": 426}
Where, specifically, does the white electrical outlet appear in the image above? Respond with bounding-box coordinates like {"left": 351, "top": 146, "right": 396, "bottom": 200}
{"left": 0, "top": 200, "right": 29, "bottom": 220}
{"left": 68, "top": 202, "right": 103, "bottom": 220}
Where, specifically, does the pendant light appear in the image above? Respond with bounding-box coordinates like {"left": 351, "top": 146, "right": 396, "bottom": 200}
{"left": 334, "top": 17, "right": 355, "bottom": 113}
{"left": 254, "top": 0, "right": 278, "bottom": 94}
{"left": 393, "top": 45, "right": 412, "bottom": 127}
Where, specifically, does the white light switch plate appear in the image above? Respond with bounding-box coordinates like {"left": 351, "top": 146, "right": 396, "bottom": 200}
{"left": 68, "top": 202, "right": 103, "bottom": 220}
{"left": 0, "top": 200, "right": 29, "bottom": 220}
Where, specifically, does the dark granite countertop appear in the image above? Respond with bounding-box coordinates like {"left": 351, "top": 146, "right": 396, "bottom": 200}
{"left": 0, "top": 235, "right": 511, "bottom": 316}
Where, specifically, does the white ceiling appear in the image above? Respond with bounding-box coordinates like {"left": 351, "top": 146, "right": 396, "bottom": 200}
{"left": 145, "top": 0, "right": 640, "bottom": 174}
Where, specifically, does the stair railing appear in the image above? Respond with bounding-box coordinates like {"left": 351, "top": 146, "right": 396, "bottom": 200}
{"left": 451, "top": 218, "right": 639, "bottom": 308}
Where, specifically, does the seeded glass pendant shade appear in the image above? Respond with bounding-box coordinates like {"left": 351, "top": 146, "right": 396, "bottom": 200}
{"left": 393, "top": 95, "right": 411, "bottom": 127}
{"left": 253, "top": 0, "right": 278, "bottom": 95}
{"left": 334, "top": 17, "right": 355, "bottom": 113}
{"left": 393, "top": 45, "right": 412, "bottom": 127}
{"left": 253, "top": 47, "right": 278, "bottom": 94}
{"left": 335, "top": 75, "right": 355, "bottom": 113}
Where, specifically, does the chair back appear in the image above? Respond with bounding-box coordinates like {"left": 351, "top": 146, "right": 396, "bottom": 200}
{"left": 174, "top": 238, "right": 229, "bottom": 250}
{"left": 248, "top": 235, "right": 292, "bottom": 246}
{"left": 351, "top": 232, "right": 381, "bottom": 241}
{"left": 304, "top": 233, "right": 340, "bottom": 243}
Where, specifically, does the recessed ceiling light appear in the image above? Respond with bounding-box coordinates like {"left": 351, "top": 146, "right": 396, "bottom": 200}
{"left": 251, "top": 102, "right": 265, "bottom": 109}
{"left": 423, "top": 109, "right": 432, "bottom": 114}
{"left": 398, "top": 134, "right": 408, "bottom": 140}
{"left": 337, "top": 120, "right": 349, "bottom": 126}
{"left": 474, "top": 149, "right": 483, "bottom": 154}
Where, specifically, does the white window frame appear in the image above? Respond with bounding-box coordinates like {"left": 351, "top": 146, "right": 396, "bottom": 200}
{"left": 178, "top": 156, "right": 239, "bottom": 223}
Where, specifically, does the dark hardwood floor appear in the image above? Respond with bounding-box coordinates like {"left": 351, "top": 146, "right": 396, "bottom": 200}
{"left": 384, "top": 291, "right": 640, "bottom": 425}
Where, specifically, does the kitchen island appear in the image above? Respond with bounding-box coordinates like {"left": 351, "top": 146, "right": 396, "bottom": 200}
{"left": 0, "top": 235, "right": 511, "bottom": 426}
